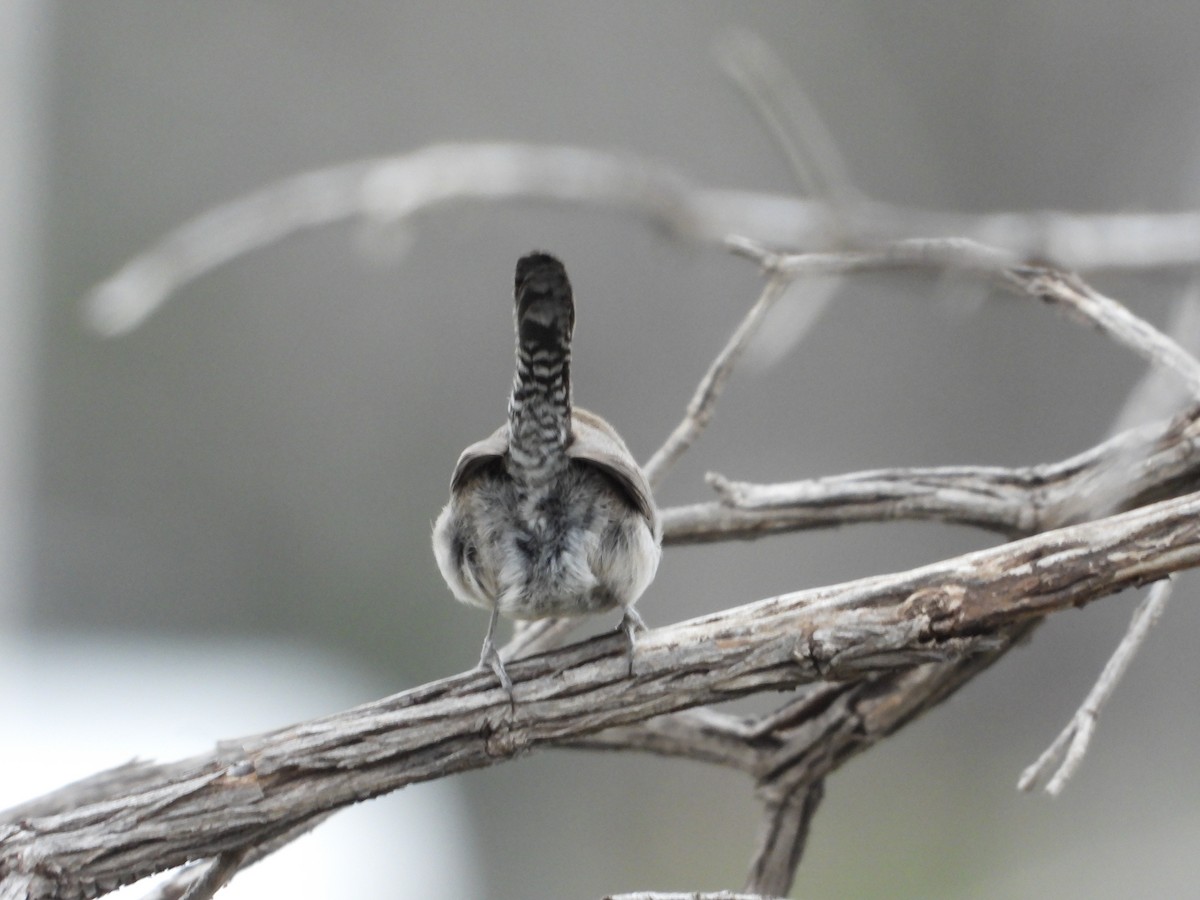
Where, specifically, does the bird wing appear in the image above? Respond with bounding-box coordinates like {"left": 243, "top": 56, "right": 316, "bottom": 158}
{"left": 448, "top": 411, "right": 660, "bottom": 538}
{"left": 448, "top": 424, "right": 508, "bottom": 491}
{"left": 569, "top": 409, "right": 660, "bottom": 534}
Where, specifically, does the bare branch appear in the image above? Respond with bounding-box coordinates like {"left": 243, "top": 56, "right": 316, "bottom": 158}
{"left": 716, "top": 30, "right": 861, "bottom": 211}
{"left": 706, "top": 465, "right": 1038, "bottom": 535}
{"left": 587, "top": 635, "right": 1031, "bottom": 894}
{"left": 1018, "top": 578, "right": 1174, "bottom": 795}
{"left": 643, "top": 274, "right": 791, "bottom": 488}
{"left": 647, "top": 39, "right": 928, "bottom": 491}
{"left": 568, "top": 707, "right": 761, "bottom": 774}
{"left": 743, "top": 781, "right": 824, "bottom": 897}
{"left": 607, "top": 893, "right": 783, "bottom": 900}
{"left": 1007, "top": 290, "right": 1200, "bottom": 796}
{"left": 633, "top": 235, "right": 1200, "bottom": 895}
{"left": 1010, "top": 267, "right": 1200, "bottom": 398}
{"left": 662, "top": 404, "right": 1200, "bottom": 545}
{"left": 730, "top": 236, "right": 1200, "bottom": 395}
{"left": 1111, "top": 281, "right": 1200, "bottom": 436}
{"left": 727, "top": 232, "right": 1019, "bottom": 274}
{"left": 4, "top": 491, "right": 1200, "bottom": 898}
{"left": 80, "top": 142, "right": 1200, "bottom": 337}
{"left": 135, "top": 813, "right": 333, "bottom": 900}
{"left": 174, "top": 850, "right": 245, "bottom": 900}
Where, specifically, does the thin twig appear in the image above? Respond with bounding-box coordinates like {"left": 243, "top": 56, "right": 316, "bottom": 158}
{"left": 730, "top": 236, "right": 1200, "bottom": 396}
{"left": 727, "top": 232, "right": 1018, "bottom": 274}
{"left": 1109, "top": 279, "right": 1200, "bottom": 434}
{"left": 175, "top": 850, "right": 246, "bottom": 900}
{"left": 715, "top": 30, "right": 854, "bottom": 377}
{"left": 1018, "top": 578, "right": 1174, "bottom": 796}
{"left": 716, "top": 30, "right": 861, "bottom": 212}
{"left": 136, "top": 813, "right": 334, "bottom": 900}
{"left": 1008, "top": 267, "right": 1200, "bottom": 398}
{"left": 607, "top": 893, "right": 783, "bottom": 900}
{"left": 642, "top": 273, "right": 791, "bottom": 488}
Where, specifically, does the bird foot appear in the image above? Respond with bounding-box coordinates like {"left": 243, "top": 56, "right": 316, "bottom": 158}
{"left": 479, "top": 635, "right": 515, "bottom": 708}
{"left": 618, "top": 607, "right": 647, "bottom": 677}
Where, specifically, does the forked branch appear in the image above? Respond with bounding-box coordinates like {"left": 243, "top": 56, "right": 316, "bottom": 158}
{"left": 3, "top": 491, "right": 1200, "bottom": 898}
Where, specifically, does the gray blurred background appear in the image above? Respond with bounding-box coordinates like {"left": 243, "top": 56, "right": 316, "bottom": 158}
{"left": 5, "top": 2, "right": 1200, "bottom": 897}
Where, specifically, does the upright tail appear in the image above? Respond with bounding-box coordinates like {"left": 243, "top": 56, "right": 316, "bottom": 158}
{"left": 507, "top": 252, "right": 574, "bottom": 486}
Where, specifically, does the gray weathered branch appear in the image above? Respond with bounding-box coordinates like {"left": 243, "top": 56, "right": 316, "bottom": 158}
{"left": 644, "top": 273, "right": 792, "bottom": 487}
{"left": 652, "top": 234, "right": 1200, "bottom": 552}
{"left": 4, "top": 490, "right": 1200, "bottom": 898}
{"left": 743, "top": 780, "right": 825, "bottom": 896}
{"left": 1018, "top": 577, "right": 1175, "bottom": 795}
{"left": 664, "top": 403, "right": 1200, "bottom": 544}
{"left": 83, "top": 142, "right": 1200, "bottom": 337}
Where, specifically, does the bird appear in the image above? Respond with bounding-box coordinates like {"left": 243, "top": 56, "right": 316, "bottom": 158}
{"left": 432, "top": 251, "right": 662, "bottom": 694}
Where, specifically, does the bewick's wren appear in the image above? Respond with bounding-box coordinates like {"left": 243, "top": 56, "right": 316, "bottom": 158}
{"left": 432, "top": 252, "right": 662, "bottom": 692}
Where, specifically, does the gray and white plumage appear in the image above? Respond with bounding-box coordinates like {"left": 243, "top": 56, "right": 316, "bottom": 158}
{"left": 432, "top": 252, "right": 661, "bottom": 691}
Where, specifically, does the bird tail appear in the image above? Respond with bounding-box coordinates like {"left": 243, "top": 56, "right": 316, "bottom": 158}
{"left": 507, "top": 252, "right": 574, "bottom": 484}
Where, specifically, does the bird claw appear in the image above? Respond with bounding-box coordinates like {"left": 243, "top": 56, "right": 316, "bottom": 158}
{"left": 479, "top": 634, "right": 515, "bottom": 709}
{"left": 619, "top": 607, "right": 647, "bottom": 678}
{"left": 476, "top": 606, "right": 516, "bottom": 708}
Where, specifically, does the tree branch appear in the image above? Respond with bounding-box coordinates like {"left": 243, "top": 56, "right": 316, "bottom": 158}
{"left": 4, "top": 490, "right": 1200, "bottom": 898}
{"left": 174, "top": 850, "right": 245, "bottom": 900}
{"left": 743, "top": 780, "right": 824, "bottom": 897}
{"left": 729, "top": 236, "right": 1200, "bottom": 393}
{"left": 135, "top": 812, "right": 334, "bottom": 900}
{"left": 665, "top": 403, "right": 1200, "bottom": 544}
{"left": 716, "top": 29, "right": 862, "bottom": 213}
{"left": 1018, "top": 577, "right": 1175, "bottom": 795}
{"left": 82, "top": 142, "right": 1200, "bottom": 337}
{"left": 643, "top": 273, "right": 792, "bottom": 488}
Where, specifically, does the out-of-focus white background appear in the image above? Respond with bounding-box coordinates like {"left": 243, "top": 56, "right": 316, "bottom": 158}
{"left": 4, "top": 2, "right": 1200, "bottom": 898}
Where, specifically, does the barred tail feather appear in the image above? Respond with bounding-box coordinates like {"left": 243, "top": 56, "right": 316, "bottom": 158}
{"left": 507, "top": 252, "right": 574, "bottom": 486}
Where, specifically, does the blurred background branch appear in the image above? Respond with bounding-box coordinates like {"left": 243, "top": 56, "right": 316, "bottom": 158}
{"left": 83, "top": 142, "right": 1200, "bottom": 339}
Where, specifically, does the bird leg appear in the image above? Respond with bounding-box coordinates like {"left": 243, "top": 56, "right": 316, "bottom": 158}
{"left": 479, "top": 605, "right": 514, "bottom": 700}
{"left": 619, "top": 605, "right": 647, "bottom": 677}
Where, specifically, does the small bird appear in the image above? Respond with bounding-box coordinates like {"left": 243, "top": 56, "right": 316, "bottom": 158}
{"left": 432, "top": 252, "right": 662, "bottom": 692}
